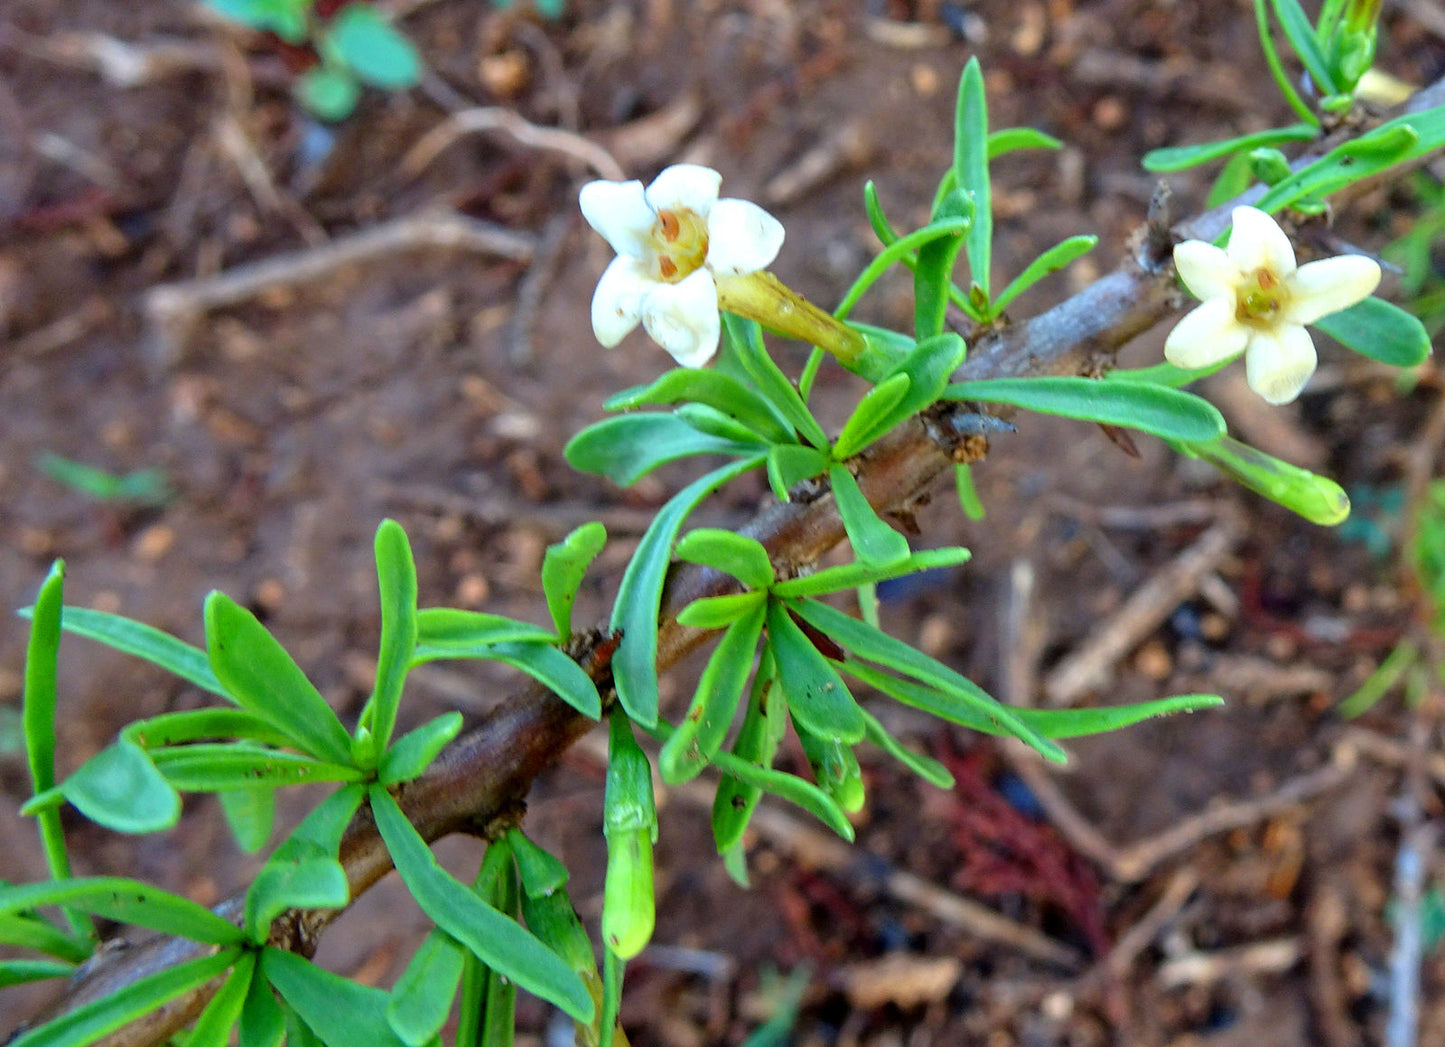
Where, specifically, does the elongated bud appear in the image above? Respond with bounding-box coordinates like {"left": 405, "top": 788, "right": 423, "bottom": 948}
{"left": 796, "top": 727, "right": 865, "bottom": 813}
{"left": 602, "top": 710, "right": 657, "bottom": 959}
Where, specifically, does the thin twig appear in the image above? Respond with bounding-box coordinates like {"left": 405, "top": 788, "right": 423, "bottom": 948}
{"left": 1156, "top": 937, "right": 1302, "bottom": 988}
{"left": 400, "top": 107, "right": 626, "bottom": 183}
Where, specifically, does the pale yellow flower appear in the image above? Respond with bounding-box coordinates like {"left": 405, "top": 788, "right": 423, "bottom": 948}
{"left": 1165, "top": 206, "right": 1381, "bottom": 404}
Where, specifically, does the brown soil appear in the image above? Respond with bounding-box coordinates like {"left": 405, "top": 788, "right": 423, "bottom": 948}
{"left": 3, "top": 1, "right": 1445, "bottom": 1044}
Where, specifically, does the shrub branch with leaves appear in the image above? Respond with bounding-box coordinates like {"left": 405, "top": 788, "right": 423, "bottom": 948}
{"left": 5, "top": 3, "right": 1445, "bottom": 1046}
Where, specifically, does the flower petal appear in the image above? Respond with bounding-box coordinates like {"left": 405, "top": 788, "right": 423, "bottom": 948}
{"left": 1245, "top": 323, "right": 1317, "bottom": 404}
{"left": 1227, "top": 206, "right": 1296, "bottom": 278}
{"left": 591, "top": 255, "right": 652, "bottom": 347}
{"left": 644, "top": 164, "right": 722, "bottom": 218}
{"left": 641, "top": 269, "right": 720, "bottom": 368}
{"left": 580, "top": 179, "right": 656, "bottom": 259}
{"left": 1283, "top": 254, "right": 1382, "bottom": 324}
{"left": 1173, "top": 240, "right": 1239, "bottom": 302}
{"left": 1164, "top": 297, "right": 1250, "bottom": 369}
{"left": 705, "top": 199, "right": 785, "bottom": 276}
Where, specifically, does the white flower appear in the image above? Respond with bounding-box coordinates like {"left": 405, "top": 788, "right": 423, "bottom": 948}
{"left": 1165, "top": 206, "right": 1381, "bottom": 404}
{"left": 579, "top": 164, "right": 785, "bottom": 368}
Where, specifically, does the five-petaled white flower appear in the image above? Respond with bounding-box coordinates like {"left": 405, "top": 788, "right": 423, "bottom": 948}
{"left": 1165, "top": 206, "right": 1381, "bottom": 404}
{"left": 580, "top": 164, "right": 785, "bottom": 368}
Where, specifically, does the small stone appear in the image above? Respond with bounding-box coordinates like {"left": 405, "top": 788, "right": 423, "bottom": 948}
{"left": 132, "top": 523, "right": 175, "bottom": 563}
{"left": 1134, "top": 639, "right": 1172, "bottom": 680}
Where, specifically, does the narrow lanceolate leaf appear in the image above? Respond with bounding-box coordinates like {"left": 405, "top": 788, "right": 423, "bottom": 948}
{"left": 676, "top": 590, "right": 768, "bottom": 630}
{"left": 987, "top": 126, "right": 1062, "bottom": 158}
{"left": 123, "top": 708, "right": 296, "bottom": 750}
{"left": 0, "top": 878, "right": 243, "bottom": 946}
{"left": 991, "top": 235, "right": 1098, "bottom": 315}
{"left": 711, "top": 750, "right": 854, "bottom": 841}
{"left": 833, "top": 334, "right": 966, "bottom": 461}
{"left": 61, "top": 738, "right": 180, "bottom": 834}
{"left": 946, "top": 376, "right": 1225, "bottom": 442}
{"left": 712, "top": 659, "right": 786, "bottom": 853}
{"left": 21, "top": 562, "right": 77, "bottom": 903}
{"left": 368, "top": 786, "right": 594, "bottom": 1022}
{"left": 771, "top": 546, "right": 972, "bottom": 600}
{"left": 766, "top": 443, "right": 830, "bottom": 501}
{"left": 606, "top": 369, "right": 796, "bottom": 444}
{"left": 834, "top": 374, "right": 910, "bottom": 463}
{"left": 387, "top": 928, "right": 466, "bottom": 1047}
{"left": 541, "top": 521, "right": 607, "bottom": 640}
{"left": 954, "top": 56, "right": 992, "bottom": 298}
{"left": 830, "top": 464, "right": 910, "bottom": 567}
{"left": 507, "top": 830, "right": 571, "bottom": 897}
{"left": 1268, "top": 0, "right": 1338, "bottom": 95}
{"left": 659, "top": 601, "right": 766, "bottom": 783}
{"left": 789, "top": 599, "right": 1066, "bottom": 762}
{"left": 186, "top": 950, "right": 257, "bottom": 1047}
{"left": 765, "top": 599, "right": 865, "bottom": 744}
{"left": 244, "top": 857, "right": 350, "bottom": 944}
{"left": 721, "top": 315, "right": 831, "bottom": 451}
{"left": 239, "top": 965, "right": 287, "bottom": 1047}
{"left": 0, "top": 911, "right": 92, "bottom": 963}
{"left": 471, "top": 642, "right": 601, "bottom": 720}
{"left": 1313, "top": 296, "right": 1431, "bottom": 368}
{"left": 859, "top": 708, "right": 954, "bottom": 789}
{"left": 219, "top": 785, "right": 276, "bottom": 853}
{"left": 149, "top": 746, "right": 363, "bottom": 792}
{"left": 366, "top": 519, "right": 418, "bottom": 756}
{"left": 0, "top": 959, "right": 74, "bottom": 990}
{"left": 674, "top": 529, "right": 774, "bottom": 591}
{"left": 1142, "top": 123, "right": 1317, "bottom": 172}
{"left": 379, "top": 711, "right": 464, "bottom": 786}
{"left": 203, "top": 592, "right": 353, "bottom": 765}
{"left": 565, "top": 413, "right": 761, "bottom": 487}
{"left": 15, "top": 603, "right": 228, "bottom": 698}
{"left": 913, "top": 191, "right": 973, "bottom": 336}
{"left": 261, "top": 948, "right": 408, "bottom": 1047}
{"left": 413, "top": 608, "right": 557, "bottom": 650}
{"left": 6, "top": 948, "right": 238, "bottom": 1047}
{"left": 611, "top": 456, "right": 765, "bottom": 727}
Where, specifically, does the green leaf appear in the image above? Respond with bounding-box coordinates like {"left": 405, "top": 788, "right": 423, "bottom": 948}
{"left": 987, "top": 127, "right": 1062, "bottom": 158}
{"left": 769, "top": 546, "right": 971, "bottom": 600}
{"left": 150, "top": 745, "right": 363, "bottom": 791}
{"left": 607, "top": 370, "right": 795, "bottom": 445}
{"left": 368, "top": 785, "right": 594, "bottom": 1022}
{"left": 946, "top": 376, "right": 1225, "bottom": 442}
{"left": 219, "top": 786, "right": 276, "bottom": 854}
{"left": 766, "top": 599, "right": 865, "bottom": 743}
{"left": 296, "top": 65, "right": 361, "bottom": 122}
{"left": 674, "top": 529, "right": 775, "bottom": 590}
{"left": 712, "top": 657, "right": 786, "bottom": 852}
{"left": 675, "top": 402, "right": 770, "bottom": 445}
{"left": 565, "top": 413, "right": 761, "bottom": 486}
{"left": 380, "top": 712, "right": 464, "bottom": 786}
{"left": 541, "top": 521, "right": 607, "bottom": 639}
{"left": 506, "top": 830, "right": 570, "bottom": 897}
{"left": 0, "top": 911, "right": 92, "bottom": 963}
{"left": 0, "top": 959, "right": 74, "bottom": 989}
{"left": 204, "top": 592, "right": 353, "bottom": 765}
{"left": 1269, "top": 0, "right": 1339, "bottom": 95}
{"left": 61, "top": 738, "right": 180, "bottom": 834}
{"left": 1103, "top": 358, "right": 1231, "bottom": 389}
{"left": 991, "top": 235, "right": 1098, "bottom": 315}
{"left": 611, "top": 456, "right": 765, "bottom": 726}
{"left": 7, "top": 949, "right": 238, "bottom": 1047}
{"left": 16, "top": 603, "right": 228, "bottom": 698}
{"left": 388, "top": 929, "right": 466, "bottom": 1047}
{"left": 860, "top": 708, "right": 954, "bottom": 788}
{"left": 470, "top": 641, "right": 601, "bottom": 719}
{"left": 186, "top": 950, "right": 257, "bottom": 1047}
{"left": 711, "top": 749, "right": 854, "bottom": 841}
{"left": 833, "top": 334, "right": 966, "bottom": 460}
{"left": 0, "top": 878, "right": 244, "bottom": 945}
{"left": 835, "top": 216, "right": 974, "bottom": 321}
{"left": 913, "top": 190, "right": 974, "bottom": 336}
{"left": 766, "top": 443, "right": 830, "bottom": 501}
{"left": 954, "top": 462, "right": 986, "bottom": 520}
{"left": 1312, "top": 295, "right": 1431, "bottom": 367}
{"left": 676, "top": 590, "right": 767, "bottom": 629}
{"left": 324, "top": 4, "right": 422, "bottom": 88}
{"left": 414, "top": 607, "right": 557, "bottom": 648}
{"left": 123, "top": 708, "right": 295, "bottom": 750}
{"left": 262, "top": 948, "right": 407, "bottom": 1047}
{"left": 790, "top": 599, "right": 1066, "bottom": 762}
{"left": 1142, "top": 123, "right": 1318, "bottom": 171}
{"left": 720, "top": 315, "right": 831, "bottom": 451}
{"left": 272, "top": 782, "right": 365, "bottom": 864}
{"left": 239, "top": 964, "right": 288, "bottom": 1047}
{"left": 830, "top": 464, "right": 910, "bottom": 567}
{"left": 659, "top": 601, "right": 766, "bottom": 783}
{"left": 793, "top": 722, "right": 865, "bottom": 812}
{"left": 364, "top": 519, "right": 418, "bottom": 756}
{"left": 954, "top": 57, "right": 992, "bottom": 299}
{"left": 206, "top": 0, "right": 307, "bottom": 40}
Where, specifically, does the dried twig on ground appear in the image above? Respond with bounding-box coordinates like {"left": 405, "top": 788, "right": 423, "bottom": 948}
{"left": 400, "top": 107, "right": 626, "bottom": 183}
{"left": 1156, "top": 937, "right": 1302, "bottom": 988}
{"left": 143, "top": 210, "right": 535, "bottom": 363}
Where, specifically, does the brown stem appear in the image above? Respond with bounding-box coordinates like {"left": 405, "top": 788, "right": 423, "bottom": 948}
{"left": 22, "top": 76, "right": 1445, "bottom": 1047}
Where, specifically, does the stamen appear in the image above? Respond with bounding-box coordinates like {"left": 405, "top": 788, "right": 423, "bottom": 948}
{"left": 658, "top": 211, "right": 680, "bottom": 241}
{"left": 658, "top": 256, "right": 678, "bottom": 280}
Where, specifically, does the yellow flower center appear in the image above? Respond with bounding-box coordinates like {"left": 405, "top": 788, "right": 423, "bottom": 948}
{"left": 1236, "top": 267, "right": 1288, "bottom": 327}
{"left": 648, "top": 208, "right": 709, "bottom": 284}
